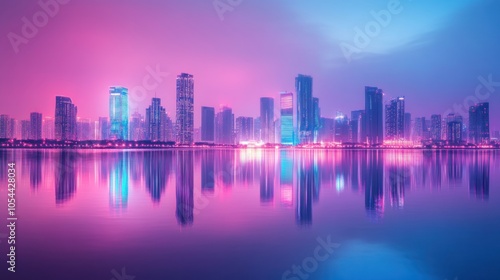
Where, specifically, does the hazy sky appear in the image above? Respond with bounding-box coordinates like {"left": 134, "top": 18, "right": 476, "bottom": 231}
{"left": 1, "top": 0, "right": 499, "bottom": 130}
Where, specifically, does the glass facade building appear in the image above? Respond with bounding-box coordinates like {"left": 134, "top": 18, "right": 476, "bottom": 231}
{"left": 109, "top": 87, "right": 129, "bottom": 140}
{"left": 280, "top": 92, "right": 293, "bottom": 145}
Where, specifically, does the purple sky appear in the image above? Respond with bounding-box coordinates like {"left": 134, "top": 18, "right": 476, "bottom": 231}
{"left": 1, "top": 0, "right": 499, "bottom": 130}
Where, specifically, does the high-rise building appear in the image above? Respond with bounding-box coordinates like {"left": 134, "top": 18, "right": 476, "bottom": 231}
{"left": 493, "top": 131, "right": 500, "bottom": 140}
{"left": 254, "top": 117, "right": 261, "bottom": 141}
{"left": 30, "top": 112, "right": 42, "bottom": 140}
{"left": 312, "top": 97, "right": 321, "bottom": 143}
{"left": 319, "top": 117, "right": 334, "bottom": 142}
{"left": 469, "top": 103, "right": 490, "bottom": 144}
{"left": 163, "top": 113, "right": 175, "bottom": 142}
{"left": 335, "top": 113, "right": 350, "bottom": 143}
{"left": 260, "top": 97, "right": 274, "bottom": 143}
{"left": 55, "top": 96, "right": 77, "bottom": 141}
{"left": 351, "top": 110, "right": 365, "bottom": 143}
{"left": 215, "top": 106, "right": 234, "bottom": 145}
{"left": 21, "top": 120, "right": 30, "bottom": 140}
{"left": 430, "top": 114, "right": 442, "bottom": 141}
{"left": 43, "top": 116, "right": 55, "bottom": 140}
{"left": 385, "top": 97, "right": 405, "bottom": 141}
{"left": 447, "top": 120, "right": 463, "bottom": 144}
{"left": 280, "top": 92, "right": 293, "bottom": 145}
{"left": 98, "top": 117, "right": 109, "bottom": 140}
{"left": 176, "top": 73, "right": 194, "bottom": 144}
{"left": 145, "top": 98, "right": 166, "bottom": 141}
{"left": 77, "top": 119, "right": 92, "bottom": 141}
{"left": 130, "top": 112, "right": 145, "bottom": 141}
{"left": 404, "top": 113, "right": 411, "bottom": 141}
{"left": 0, "top": 115, "right": 11, "bottom": 139}
{"left": 296, "top": 74, "right": 314, "bottom": 144}
{"left": 235, "top": 116, "right": 253, "bottom": 143}
{"left": 364, "top": 86, "right": 384, "bottom": 144}
{"left": 109, "top": 87, "right": 129, "bottom": 140}
{"left": 414, "top": 117, "right": 426, "bottom": 141}
{"left": 201, "top": 106, "right": 215, "bottom": 142}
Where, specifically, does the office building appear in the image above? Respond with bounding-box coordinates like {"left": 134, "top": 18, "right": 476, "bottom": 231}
{"left": 296, "top": 74, "right": 314, "bottom": 144}
{"left": 280, "top": 92, "right": 293, "bottom": 145}
{"left": 365, "top": 86, "right": 384, "bottom": 144}
{"left": 201, "top": 106, "right": 215, "bottom": 142}
{"left": 469, "top": 102, "right": 490, "bottom": 144}
{"left": 109, "top": 87, "right": 129, "bottom": 140}
{"left": 385, "top": 97, "right": 405, "bottom": 141}
{"left": 176, "top": 73, "right": 194, "bottom": 144}
{"left": 30, "top": 112, "right": 42, "bottom": 140}
{"left": 260, "top": 97, "right": 274, "bottom": 143}
{"left": 55, "top": 96, "right": 77, "bottom": 141}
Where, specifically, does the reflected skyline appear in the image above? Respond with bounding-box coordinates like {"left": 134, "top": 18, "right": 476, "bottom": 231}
{"left": 2, "top": 149, "right": 495, "bottom": 226}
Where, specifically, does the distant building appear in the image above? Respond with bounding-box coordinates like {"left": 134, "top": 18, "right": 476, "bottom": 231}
{"left": 30, "top": 112, "right": 42, "bottom": 140}
{"left": 280, "top": 92, "right": 294, "bottom": 145}
{"left": 145, "top": 98, "right": 166, "bottom": 141}
{"left": 77, "top": 119, "right": 92, "bottom": 141}
{"left": 201, "top": 106, "right": 215, "bottom": 142}
{"left": 0, "top": 115, "right": 11, "bottom": 139}
{"left": 296, "top": 74, "right": 314, "bottom": 144}
{"left": 98, "top": 117, "right": 109, "bottom": 140}
{"left": 351, "top": 110, "right": 365, "bottom": 143}
{"left": 469, "top": 102, "right": 490, "bottom": 144}
{"left": 176, "top": 73, "right": 194, "bottom": 144}
{"left": 365, "top": 86, "right": 384, "bottom": 144}
{"left": 254, "top": 117, "right": 261, "bottom": 141}
{"left": 414, "top": 117, "right": 426, "bottom": 141}
{"left": 260, "top": 97, "right": 274, "bottom": 143}
{"left": 385, "top": 97, "right": 405, "bottom": 141}
{"left": 493, "top": 130, "right": 500, "bottom": 140}
{"left": 319, "top": 117, "right": 334, "bottom": 142}
{"left": 215, "top": 106, "right": 234, "bottom": 145}
{"left": 313, "top": 97, "right": 320, "bottom": 143}
{"left": 404, "top": 113, "right": 412, "bottom": 141}
{"left": 430, "top": 114, "right": 442, "bottom": 141}
{"left": 21, "top": 120, "right": 30, "bottom": 140}
{"left": 130, "top": 111, "right": 145, "bottom": 141}
{"left": 55, "top": 96, "right": 77, "bottom": 141}
{"left": 109, "top": 87, "right": 129, "bottom": 140}
{"left": 43, "top": 116, "right": 55, "bottom": 140}
{"left": 446, "top": 114, "right": 464, "bottom": 144}
{"left": 335, "top": 113, "right": 350, "bottom": 143}
{"left": 235, "top": 116, "right": 253, "bottom": 143}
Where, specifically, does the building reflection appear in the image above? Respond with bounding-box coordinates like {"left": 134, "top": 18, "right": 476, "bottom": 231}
{"left": 55, "top": 151, "right": 77, "bottom": 204}
{"left": 280, "top": 151, "right": 293, "bottom": 207}
{"left": 201, "top": 150, "right": 215, "bottom": 193}
{"left": 144, "top": 151, "right": 171, "bottom": 203}
{"left": 216, "top": 150, "right": 234, "bottom": 188}
{"left": 176, "top": 151, "right": 194, "bottom": 226}
{"left": 109, "top": 152, "right": 129, "bottom": 209}
{"left": 296, "top": 151, "right": 314, "bottom": 226}
{"left": 28, "top": 150, "right": 43, "bottom": 189}
{"left": 363, "top": 151, "right": 384, "bottom": 219}
{"left": 260, "top": 151, "right": 275, "bottom": 204}
{"left": 469, "top": 151, "right": 490, "bottom": 200}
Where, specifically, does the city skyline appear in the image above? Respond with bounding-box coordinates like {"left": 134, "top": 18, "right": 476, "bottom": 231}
{"left": 1, "top": 1, "right": 500, "bottom": 132}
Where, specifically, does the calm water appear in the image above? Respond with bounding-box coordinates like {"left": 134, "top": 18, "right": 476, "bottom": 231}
{"left": 0, "top": 149, "right": 499, "bottom": 280}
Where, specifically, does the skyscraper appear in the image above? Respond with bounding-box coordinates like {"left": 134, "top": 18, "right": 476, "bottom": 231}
{"left": 260, "top": 97, "right": 274, "bottom": 143}
{"left": 312, "top": 97, "right": 321, "bottom": 143}
{"left": 43, "top": 116, "right": 55, "bottom": 140}
{"left": 351, "top": 110, "right": 365, "bottom": 143}
{"left": 176, "top": 73, "right": 194, "bottom": 144}
{"left": 235, "top": 116, "right": 253, "bottom": 143}
{"left": 130, "top": 112, "right": 145, "bottom": 141}
{"left": 469, "top": 102, "right": 490, "bottom": 144}
{"left": 30, "top": 112, "right": 42, "bottom": 140}
{"left": 280, "top": 92, "right": 293, "bottom": 145}
{"left": 109, "top": 87, "right": 129, "bottom": 140}
{"left": 365, "top": 86, "right": 384, "bottom": 145}
{"left": 145, "top": 98, "right": 166, "bottom": 141}
{"left": 201, "top": 106, "right": 215, "bottom": 142}
{"left": 55, "top": 96, "right": 77, "bottom": 141}
{"left": 215, "top": 106, "right": 234, "bottom": 145}
{"left": 21, "top": 120, "right": 30, "bottom": 140}
{"left": 0, "top": 115, "right": 10, "bottom": 139}
{"left": 385, "top": 97, "right": 405, "bottom": 141}
{"left": 98, "top": 117, "right": 109, "bottom": 140}
{"left": 430, "top": 114, "right": 442, "bottom": 141}
{"left": 335, "top": 113, "right": 350, "bottom": 143}
{"left": 296, "top": 74, "right": 314, "bottom": 144}
{"left": 319, "top": 117, "right": 334, "bottom": 142}
{"left": 404, "top": 113, "right": 412, "bottom": 141}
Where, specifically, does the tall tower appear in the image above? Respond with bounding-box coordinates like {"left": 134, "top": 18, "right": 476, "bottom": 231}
{"left": 30, "top": 112, "right": 43, "bottom": 140}
{"left": 260, "top": 97, "right": 274, "bottom": 143}
{"left": 365, "top": 86, "right": 384, "bottom": 145}
{"left": 201, "top": 106, "right": 215, "bottom": 142}
{"left": 280, "top": 92, "right": 293, "bottom": 145}
{"left": 469, "top": 103, "right": 490, "bottom": 144}
{"left": 55, "top": 96, "right": 77, "bottom": 141}
{"left": 109, "top": 87, "right": 129, "bottom": 140}
{"left": 385, "top": 97, "right": 405, "bottom": 141}
{"left": 176, "top": 73, "right": 194, "bottom": 144}
{"left": 145, "top": 98, "right": 166, "bottom": 141}
{"left": 296, "top": 74, "right": 314, "bottom": 144}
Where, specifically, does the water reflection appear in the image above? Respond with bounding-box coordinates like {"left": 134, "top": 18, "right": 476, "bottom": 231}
{"left": 3, "top": 149, "right": 494, "bottom": 225}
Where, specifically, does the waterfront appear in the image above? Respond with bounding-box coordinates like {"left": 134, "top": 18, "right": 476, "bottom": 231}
{"left": 0, "top": 149, "right": 499, "bottom": 280}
